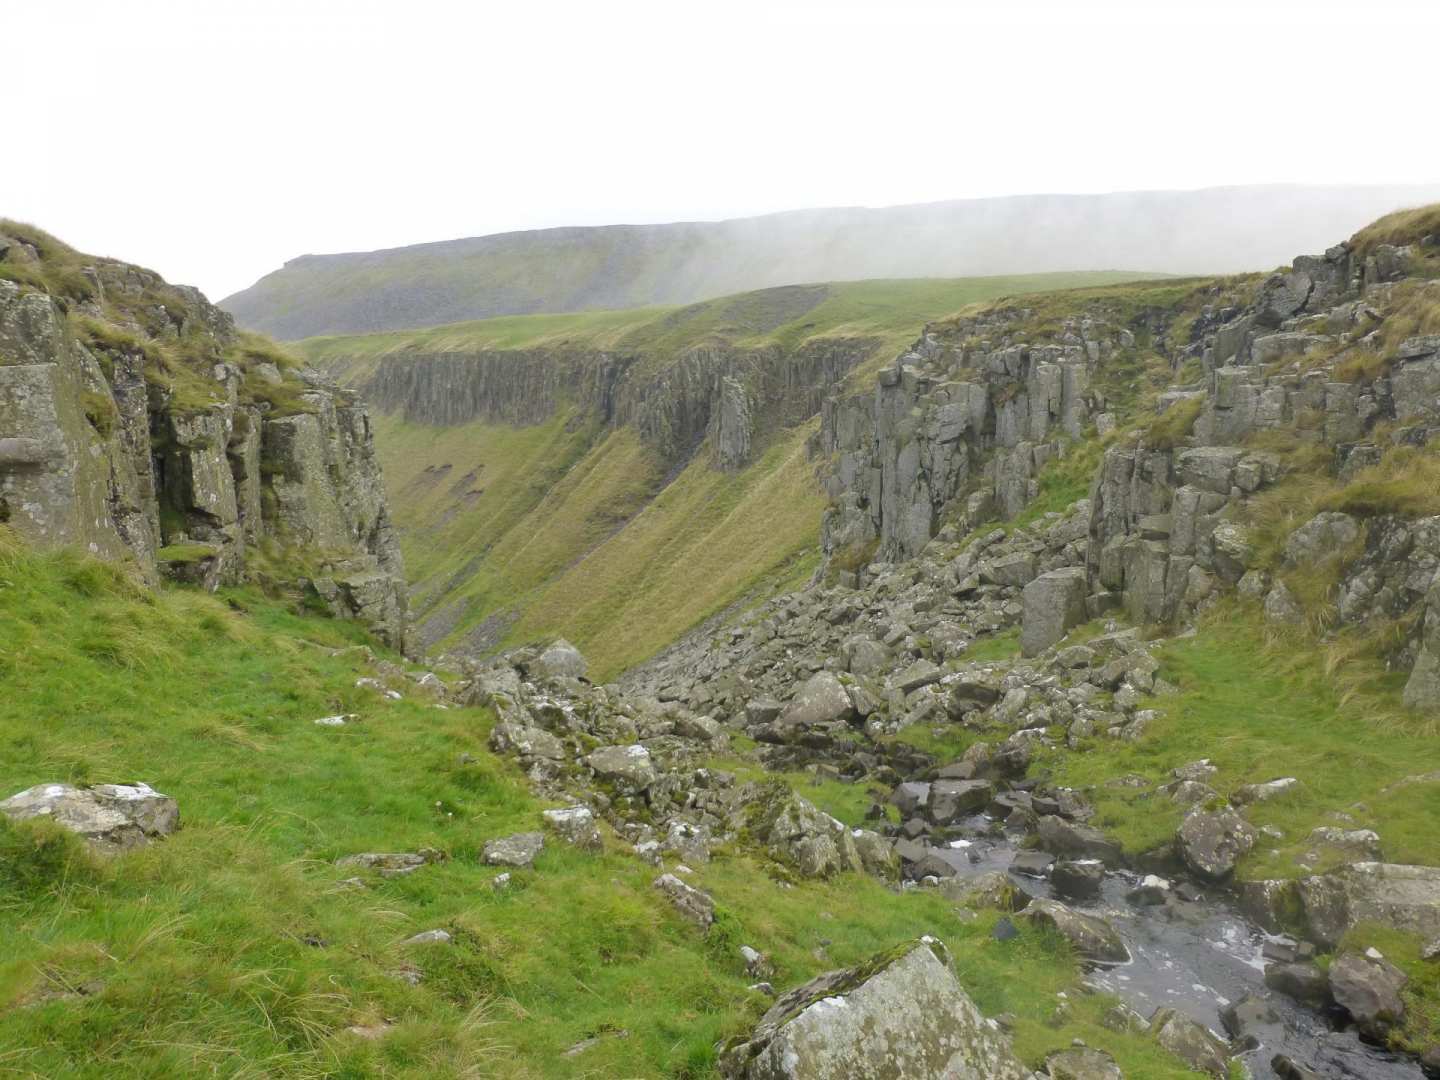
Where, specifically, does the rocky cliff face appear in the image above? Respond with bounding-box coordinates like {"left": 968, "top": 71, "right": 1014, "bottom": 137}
{"left": 0, "top": 225, "right": 407, "bottom": 650}
{"left": 816, "top": 310, "right": 1126, "bottom": 562}
{"left": 357, "top": 337, "right": 874, "bottom": 472}
{"left": 815, "top": 215, "right": 1440, "bottom": 706}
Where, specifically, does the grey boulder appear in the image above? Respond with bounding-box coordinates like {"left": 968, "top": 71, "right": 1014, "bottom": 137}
{"left": 1297, "top": 862, "right": 1440, "bottom": 948}
{"left": 778, "top": 672, "right": 857, "bottom": 731}
{"left": 1044, "top": 1047, "right": 1124, "bottom": 1080}
{"left": 1148, "top": 1008, "right": 1231, "bottom": 1076}
{"left": 0, "top": 782, "right": 178, "bottom": 851}
{"left": 1176, "top": 808, "right": 1256, "bottom": 881}
{"left": 542, "top": 806, "right": 602, "bottom": 851}
{"left": 718, "top": 937, "right": 1029, "bottom": 1079}
{"left": 1021, "top": 567, "right": 1089, "bottom": 657}
{"left": 1328, "top": 950, "right": 1407, "bottom": 1041}
{"left": 654, "top": 873, "right": 715, "bottom": 930}
{"left": 1020, "top": 898, "right": 1130, "bottom": 963}
{"left": 586, "top": 744, "right": 657, "bottom": 795}
{"left": 522, "top": 638, "right": 588, "bottom": 681}
{"left": 482, "top": 831, "right": 544, "bottom": 868}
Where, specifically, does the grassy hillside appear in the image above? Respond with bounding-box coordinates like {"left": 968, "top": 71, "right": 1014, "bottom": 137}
{"left": 222, "top": 184, "right": 1440, "bottom": 339}
{"left": 0, "top": 529, "right": 1202, "bottom": 1078}
{"left": 305, "top": 273, "right": 1166, "bottom": 676}
{"left": 300, "top": 273, "right": 1165, "bottom": 373}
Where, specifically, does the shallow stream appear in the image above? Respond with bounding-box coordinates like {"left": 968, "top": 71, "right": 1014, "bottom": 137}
{"left": 933, "top": 822, "right": 1423, "bottom": 1079}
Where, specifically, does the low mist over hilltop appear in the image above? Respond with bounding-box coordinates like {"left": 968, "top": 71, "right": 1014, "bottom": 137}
{"left": 223, "top": 183, "right": 1440, "bottom": 339}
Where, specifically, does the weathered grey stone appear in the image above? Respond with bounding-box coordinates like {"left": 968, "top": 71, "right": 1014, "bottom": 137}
{"left": 1021, "top": 567, "right": 1089, "bottom": 657}
{"left": 1051, "top": 859, "right": 1105, "bottom": 901}
{"left": 849, "top": 829, "right": 899, "bottom": 881}
{"left": 334, "top": 850, "right": 443, "bottom": 878}
{"left": 1263, "top": 582, "right": 1305, "bottom": 625}
{"left": 1231, "top": 777, "right": 1299, "bottom": 806}
{"left": 542, "top": 806, "right": 602, "bottom": 851}
{"left": 940, "top": 870, "right": 1025, "bottom": 911}
{"left": 490, "top": 720, "right": 565, "bottom": 761}
{"left": 654, "top": 873, "right": 715, "bottom": 929}
{"left": 842, "top": 636, "right": 890, "bottom": 677}
{"left": 1265, "top": 961, "right": 1330, "bottom": 1005}
{"left": 1329, "top": 950, "right": 1407, "bottom": 1041}
{"left": 0, "top": 782, "right": 178, "bottom": 851}
{"left": 1147, "top": 1008, "right": 1231, "bottom": 1077}
{"left": 1176, "top": 808, "right": 1256, "bottom": 881}
{"left": 891, "top": 658, "right": 942, "bottom": 694}
{"left": 778, "top": 672, "right": 856, "bottom": 731}
{"left": 1036, "top": 815, "right": 1123, "bottom": 866}
{"left": 718, "top": 937, "right": 1029, "bottom": 1079}
{"left": 1044, "top": 1047, "right": 1123, "bottom": 1080}
{"left": 710, "top": 376, "right": 754, "bottom": 471}
{"left": 1305, "top": 827, "right": 1381, "bottom": 860}
{"left": 1284, "top": 511, "right": 1360, "bottom": 565}
{"left": 1297, "top": 862, "right": 1440, "bottom": 948}
{"left": 740, "top": 781, "right": 862, "bottom": 878}
{"left": 1020, "top": 898, "right": 1130, "bottom": 963}
{"left": 523, "top": 639, "right": 588, "bottom": 681}
{"left": 890, "top": 781, "right": 930, "bottom": 817}
{"left": 482, "top": 831, "right": 544, "bottom": 868}
{"left": 586, "top": 744, "right": 657, "bottom": 794}
{"left": 927, "top": 779, "right": 994, "bottom": 825}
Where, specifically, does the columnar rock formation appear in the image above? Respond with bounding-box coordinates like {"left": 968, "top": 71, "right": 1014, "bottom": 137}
{"left": 0, "top": 229, "right": 407, "bottom": 649}
{"left": 815, "top": 223, "right": 1440, "bottom": 706}
{"left": 816, "top": 312, "right": 1123, "bottom": 561}
{"left": 355, "top": 336, "right": 874, "bottom": 471}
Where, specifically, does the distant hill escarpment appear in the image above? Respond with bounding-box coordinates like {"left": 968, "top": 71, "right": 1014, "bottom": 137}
{"left": 222, "top": 184, "right": 1440, "bottom": 339}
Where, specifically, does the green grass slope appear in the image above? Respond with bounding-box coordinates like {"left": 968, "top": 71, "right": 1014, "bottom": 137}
{"left": 305, "top": 274, "right": 1168, "bottom": 677}
{"left": 0, "top": 530, "right": 1202, "bottom": 1078}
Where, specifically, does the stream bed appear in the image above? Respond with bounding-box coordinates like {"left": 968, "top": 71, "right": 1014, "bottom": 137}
{"left": 932, "top": 822, "right": 1424, "bottom": 1079}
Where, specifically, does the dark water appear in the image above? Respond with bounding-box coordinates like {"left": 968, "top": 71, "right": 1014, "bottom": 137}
{"left": 929, "top": 823, "right": 1423, "bottom": 1079}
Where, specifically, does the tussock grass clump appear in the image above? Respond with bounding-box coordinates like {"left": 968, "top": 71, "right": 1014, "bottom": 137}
{"left": 1320, "top": 444, "right": 1440, "bottom": 519}
{"left": 1351, "top": 203, "right": 1440, "bottom": 256}
{"left": 1333, "top": 348, "right": 1391, "bottom": 384}
{"left": 1140, "top": 396, "right": 1203, "bottom": 450}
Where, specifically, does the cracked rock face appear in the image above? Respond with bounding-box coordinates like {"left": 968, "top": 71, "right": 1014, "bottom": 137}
{"left": 719, "top": 937, "right": 1029, "bottom": 1080}
{"left": 0, "top": 265, "right": 409, "bottom": 652}
{"left": 0, "top": 782, "right": 179, "bottom": 851}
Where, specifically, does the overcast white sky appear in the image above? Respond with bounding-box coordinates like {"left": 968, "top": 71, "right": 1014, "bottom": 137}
{"left": 10, "top": 0, "right": 1440, "bottom": 300}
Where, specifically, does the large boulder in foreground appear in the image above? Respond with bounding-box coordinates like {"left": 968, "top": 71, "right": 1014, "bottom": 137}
{"left": 0, "top": 782, "right": 178, "bottom": 851}
{"left": 1298, "top": 861, "right": 1440, "bottom": 948}
{"left": 738, "top": 780, "right": 862, "bottom": 878}
{"left": 718, "top": 937, "right": 1029, "bottom": 1079}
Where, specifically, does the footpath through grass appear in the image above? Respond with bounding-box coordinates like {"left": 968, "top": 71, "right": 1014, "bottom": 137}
{"left": 0, "top": 530, "right": 1204, "bottom": 1078}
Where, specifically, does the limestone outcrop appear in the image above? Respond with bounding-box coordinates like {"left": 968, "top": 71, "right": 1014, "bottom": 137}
{"left": 0, "top": 233, "right": 407, "bottom": 650}
{"left": 817, "top": 314, "right": 1121, "bottom": 561}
